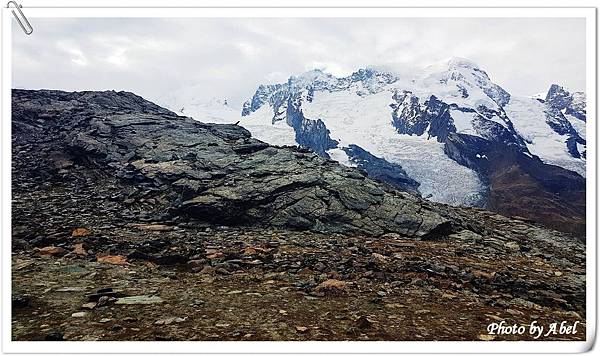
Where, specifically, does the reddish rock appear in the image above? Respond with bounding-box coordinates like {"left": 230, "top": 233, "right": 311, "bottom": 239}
{"left": 73, "top": 243, "right": 87, "bottom": 256}
{"left": 37, "top": 246, "right": 68, "bottom": 257}
{"left": 315, "top": 279, "right": 349, "bottom": 295}
{"left": 206, "top": 252, "right": 224, "bottom": 260}
{"left": 71, "top": 228, "right": 91, "bottom": 237}
{"left": 97, "top": 255, "right": 129, "bottom": 265}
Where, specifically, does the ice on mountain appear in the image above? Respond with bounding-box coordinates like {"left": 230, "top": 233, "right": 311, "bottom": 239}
{"left": 302, "top": 89, "right": 486, "bottom": 206}
{"left": 240, "top": 105, "right": 298, "bottom": 147}
{"left": 449, "top": 109, "right": 481, "bottom": 137}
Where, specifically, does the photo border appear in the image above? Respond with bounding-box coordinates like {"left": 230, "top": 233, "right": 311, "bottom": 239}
{"left": 1, "top": 3, "right": 596, "bottom": 354}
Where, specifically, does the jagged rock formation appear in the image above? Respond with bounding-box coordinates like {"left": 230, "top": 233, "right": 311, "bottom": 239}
{"left": 545, "top": 84, "right": 586, "bottom": 122}
{"left": 12, "top": 89, "right": 449, "bottom": 238}
{"left": 540, "top": 85, "right": 587, "bottom": 159}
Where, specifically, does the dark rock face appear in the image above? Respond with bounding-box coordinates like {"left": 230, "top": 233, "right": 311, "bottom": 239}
{"left": 390, "top": 93, "right": 456, "bottom": 143}
{"left": 291, "top": 116, "right": 338, "bottom": 158}
{"left": 444, "top": 132, "right": 586, "bottom": 235}
{"left": 285, "top": 93, "right": 338, "bottom": 158}
{"left": 443, "top": 133, "right": 493, "bottom": 175}
{"left": 342, "top": 144, "right": 420, "bottom": 195}
{"left": 12, "top": 89, "right": 450, "bottom": 238}
{"left": 390, "top": 91, "right": 430, "bottom": 136}
{"left": 424, "top": 96, "right": 455, "bottom": 143}
{"left": 545, "top": 84, "right": 586, "bottom": 122}
{"left": 241, "top": 83, "right": 285, "bottom": 117}
{"left": 545, "top": 84, "right": 572, "bottom": 109}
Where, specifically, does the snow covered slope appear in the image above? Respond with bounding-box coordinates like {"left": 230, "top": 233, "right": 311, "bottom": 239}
{"left": 300, "top": 87, "right": 485, "bottom": 205}
{"left": 505, "top": 96, "right": 586, "bottom": 176}
{"left": 156, "top": 88, "right": 296, "bottom": 147}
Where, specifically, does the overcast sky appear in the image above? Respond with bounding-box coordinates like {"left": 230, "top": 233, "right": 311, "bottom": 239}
{"left": 12, "top": 17, "right": 586, "bottom": 107}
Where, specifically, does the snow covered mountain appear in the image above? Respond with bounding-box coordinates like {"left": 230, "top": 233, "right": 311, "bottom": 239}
{"left": 157, "top": 58, "right": 586, "bottom": 234}
{"left": 240, "top": 58, "right": 586, "bottom": 205}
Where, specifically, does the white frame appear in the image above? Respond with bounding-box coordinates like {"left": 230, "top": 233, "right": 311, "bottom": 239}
{"left": 1, "top": 3, "right": 596, "bottom": 354}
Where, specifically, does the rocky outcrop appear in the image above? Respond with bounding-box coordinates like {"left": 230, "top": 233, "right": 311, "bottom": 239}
{"left": 241, "top": 83, "right": 285, "bottom": 117}
{"left": 13, "top": 89, "right": 450, "bottom": 238}
{"left": 545, "top": 84, "right": 586, "bottom": 122}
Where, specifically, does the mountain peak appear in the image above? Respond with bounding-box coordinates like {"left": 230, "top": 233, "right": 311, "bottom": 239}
{"left": 446, "top": 57, "right": 480, "bottom": 70}
{"left": 544, "top": 83, "right": 586, "bottom": 122}
{"left": 290, "top": 68, "right": 333, "bottom": 84}
{"left": 423, "top": 57, "right": 481, "bottom": 75}
{"left": 545, "top": 83, "right": 571, "bottom": 105}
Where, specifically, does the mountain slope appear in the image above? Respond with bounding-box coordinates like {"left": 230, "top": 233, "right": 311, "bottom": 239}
{"left": 11, "top": 89, "right": 585, "bottom": 341}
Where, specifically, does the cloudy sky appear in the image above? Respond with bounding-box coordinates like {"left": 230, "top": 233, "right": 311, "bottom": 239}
{"left": 12, "top": 17, "right": 586, "bottom": 107}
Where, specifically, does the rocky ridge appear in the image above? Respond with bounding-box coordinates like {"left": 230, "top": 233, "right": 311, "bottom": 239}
{"left": 13, "top": 89, "right": 450, "bottom": 238}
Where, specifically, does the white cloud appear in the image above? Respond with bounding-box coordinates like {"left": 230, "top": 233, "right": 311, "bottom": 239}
{"left": 12, "top": 17, "right": 586, "bottom": 107}
{"left": 106, "top": 48, "right": 128, "bottom": 67}
{"left": 236, "top": 42, "right": 260, "bottom": 57}
{"left": 57, "top": 41, "right": 87, "bottom": 66}
{"left": 305, "top": 61, "right": 353, "bottom": 77}
{"left": 264, "top": 71, "right": 288, "bottom": 83}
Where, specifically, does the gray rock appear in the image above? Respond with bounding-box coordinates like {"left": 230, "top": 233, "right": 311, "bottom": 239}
{"left": 12, "top": 89, "right": 454, "bottom": 238}
{"left": 115, "top": 295, "right": 164, "bottom": 305}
